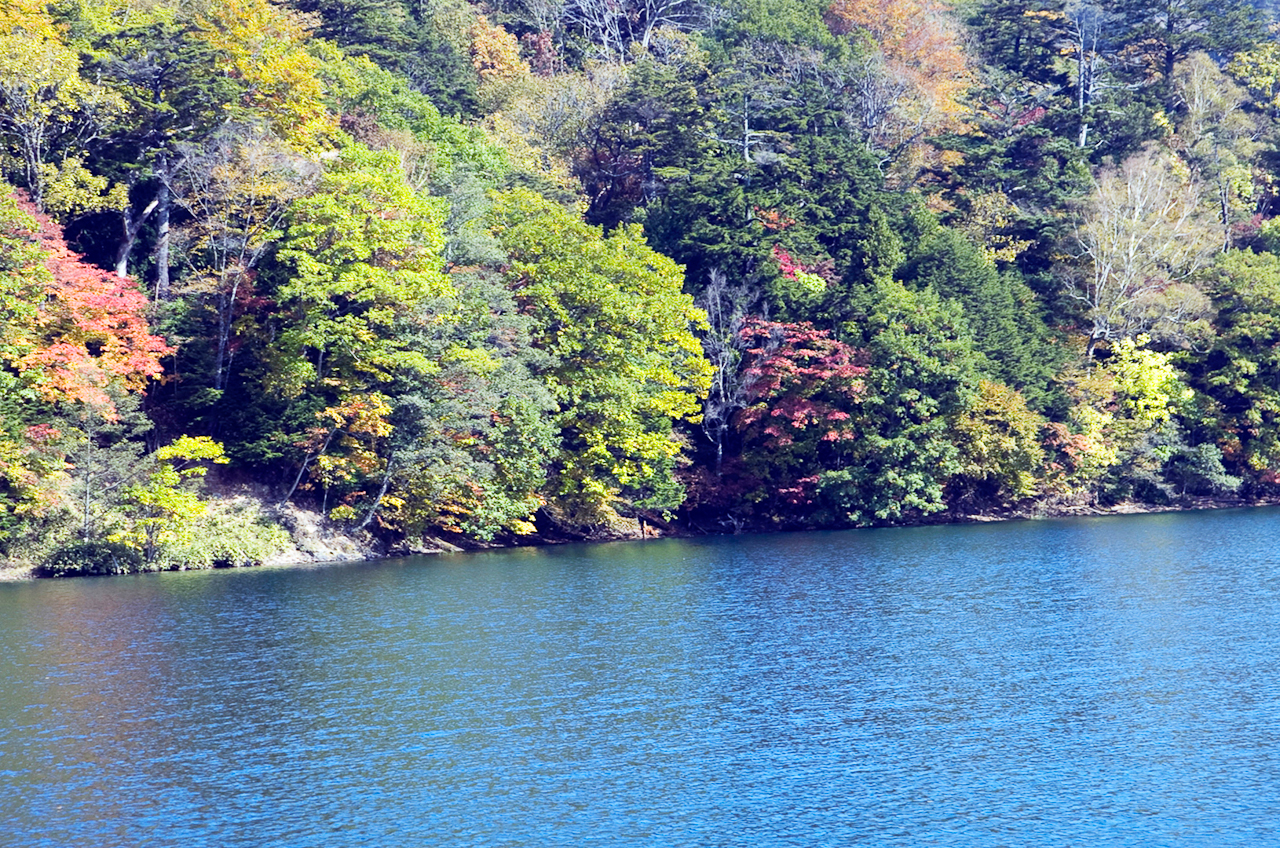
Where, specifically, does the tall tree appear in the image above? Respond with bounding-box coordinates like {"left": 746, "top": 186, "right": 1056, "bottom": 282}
{"left": 0, "top": 0, "right": 124, "bottom": 212}
{"left": 821, "top": 274, "right": 983, "bottom": 524}
{"left": 1117, "top": 0, "right": 1267, "bottom": 90}
{"left": 84, "top": 11, "right": 236, "bottom": 285}
{"left": 1068, "top": 146, "right": 1219, "bottom": 358}
{"left": 173, "top": 125, "right": 319, "bottom": 395}
{"left": 732, "top": 317, "right": 866, "bottom": 525}
{"left": 489, "top": 187, "right": 712, "bottom": 523}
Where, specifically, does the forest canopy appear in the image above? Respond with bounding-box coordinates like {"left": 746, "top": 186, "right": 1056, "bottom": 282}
{"left": 4, "top": 0, "right": 1280, "bottom": 569}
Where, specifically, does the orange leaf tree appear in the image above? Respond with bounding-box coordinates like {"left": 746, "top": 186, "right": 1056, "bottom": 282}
{"left": 6, "top": 190, "right": 170, "bottom": 415}
{"left": 1, "top": 187, "right": 171, "bottom": 545}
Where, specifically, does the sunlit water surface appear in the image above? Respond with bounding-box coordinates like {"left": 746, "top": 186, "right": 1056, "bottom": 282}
{"left": 4, "top": 509, "right": 1280, "bottom": 846}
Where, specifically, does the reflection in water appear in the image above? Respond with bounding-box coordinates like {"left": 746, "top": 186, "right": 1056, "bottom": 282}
{"left": 4, "top": 509, "right": 1280, "bottom": 846}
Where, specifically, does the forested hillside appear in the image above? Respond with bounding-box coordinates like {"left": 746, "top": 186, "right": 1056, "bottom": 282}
{"left": 4, "top": 0, "right": 1280, "bottom": 572}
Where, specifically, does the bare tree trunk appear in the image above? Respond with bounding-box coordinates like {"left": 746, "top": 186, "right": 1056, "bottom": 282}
{"left": 154, "top": 163, "right": 172, "bottom": 300}
{"left": 360, "top": 460, "right": 395, "bottom": 528}
{"left": 80, "top": 418, "right": 95, "bottom": 541}
{"left": 1220, "top": 179, "right": 1232, "bottom": 252}
{"left": 698, "top": 268, "right": 755, "bottom": 475}
{"left": 212, "top": 268, "right": 250, "bottom": 392}
{"left": 278, "top": 426, "right": 338, "bottom": 507}
{"left": 114, "top": 191, "right": 159, "bottom": 278}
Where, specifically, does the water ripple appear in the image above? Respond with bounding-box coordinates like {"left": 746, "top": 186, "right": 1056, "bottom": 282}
{"left": 4, "top": 509, "right": 1280, "bottom": 845}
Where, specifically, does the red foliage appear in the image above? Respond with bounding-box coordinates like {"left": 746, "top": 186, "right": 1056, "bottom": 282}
{"left": 771, "top": 244, "right": 837, "bottom": 284}
{"left": 772, "top": 245, "right": 804, "bottom": 281}
{"left": 738, "top": 317, "right": 865, "bottom": 446}
{"left": 732, "top": 318, "right": 867, "bottom": 508}
{"left": 740, "top": 318, "right": 864, "bottom": 401}
{"left": 8, "top": 192, "right": 172, "bottom": 415}
{"left": 1015, "top": 105, "right": 1047, "bottom": 127}
{"left": 755, "top": 206, "right": 796, "bottom": 231}
{"left": 521, "top": 31, "right": 558, "bottom": 77}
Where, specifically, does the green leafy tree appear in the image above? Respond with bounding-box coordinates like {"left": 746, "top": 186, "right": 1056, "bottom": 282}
{"left": 294, "top": 0, "right": 414, "bottom": 69}
{"left": 1188, "top": 249, "right": 1280, "bottom": 477}
{"left": 899, "top": 221, "right": 1062, "bottom": 407}
{"left": 268, "top": 144, "right": 449, "bottom": 399}
{"left": 0, "top": 0, "right": 125, "bottom": 214}
{"left": 949, "top": 379, "right": 1048, "bottom": 508}
{"left": 378, "top": 271, "right": 559, "bottom": 539}
{"left": 264, "top": 143, "right": 450, "bottom": 512}
{"left": 489, "top": 187, "right": 712, "bottom": 524}
{"left": 121, "top": 435, "right": 229, "bottom": 564}
{"left": 79, "top": 8, "right": 236, "bottom": 285}
{"left": 572, "top": 32, "right": 712, "bottom": 229}
{"left": 822, "top": 276, "right": 983, "bottom": 524}
{"left": 1116, "top": 0, "right": 1267, "bottom": 91}
{"left": 1055, "top": 335, "right": 1194, "bottom": 501}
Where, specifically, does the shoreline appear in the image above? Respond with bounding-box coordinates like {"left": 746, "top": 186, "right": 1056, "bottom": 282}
{"left": 5, "top": 494, "right": 1279, "bottom": 582}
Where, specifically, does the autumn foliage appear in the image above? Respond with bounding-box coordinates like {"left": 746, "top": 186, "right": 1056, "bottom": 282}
{"left": 733, "top": 318, "right": 866, "bottom": 510}
{"left": 820, "top": 0, "right": 972, "bottom": 179}
{"left": 739, "top": 318, "right": 865, "bottom": 446}
{"left": 825, "top": 0, "right": 972, "bottom": 119}
{"left": 6, "top": 192, "right": 171, "bottom": 415}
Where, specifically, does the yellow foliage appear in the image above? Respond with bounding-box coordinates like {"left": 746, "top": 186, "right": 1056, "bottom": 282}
{"left": 1057, "top": 337, "right": 1192, "bottom": 492}
{"left": 958, "top": 191, "right": 1034, "bottom": 265}
{"left": 1109, "top": 335, "right": 1192, "bottom": 427}
{"left": 826, "top": 0, "right": 973, "bottom": 118}
{"left": 1229, "top": 27, "right": 1280, "bottom": 114}
{"left": 189, "top": 0, "right": 336, "bottom": 151}
{"left": 952, "top": 380, "right": 1047, "bottom": 499}
{"left": 469, "top": 19, "right": 529, "bottom": 84}
{"left": 0, "top": 0, "right": 62, "bottom": 38}
{"left": 39, "top": 158, "right": 129, "bottom": 218}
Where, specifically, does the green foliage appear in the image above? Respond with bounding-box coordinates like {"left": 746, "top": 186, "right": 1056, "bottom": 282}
{"left": 899, "top": 220, "right": 1062, "bottom": 408}
{"left": 149, "top": 498, "right": 291, "bottom": 569}
{"left": 121, "top": 435, "right": 229, "bottom": 563}
{"left": 36, "top": 539, "right": 143, "bottom": 577}
{"left": 314, "top": 42, "right": 506, "bottom": 178}
{"left": 268, "top": 143, "right": 450, "bottom": 399}
{"left": 1056, "top": 336, "right": 1195, "bottom": 501}
{"left": 704, "top": 0, "right": 846, "bottom": 57}
{"left": 379, "top": 271, "right": 559, "bottom": 540}
{"left": 0, "top": 0, "right": 125, "bottom": 212}
{"left": 1188, "top": 249, "right": 1280, "bottom": 474}
{"left": 575, "top": 36, "right": 712, "bottom": 229}
{"left": 489, "top": 187, "right": 712, "bottom": 522}
{"left": 820, "top": 277, "right": 983, "bottom": 524}
{"left": 1116, "top": 0, "right": 1267, "bottom": 86}
{"left": 1163, "top": 440, "right": 1241, "bottom": 497}
{"left": 6, "top": 0, "right": 1280, "bottom": 558}
{"left": 295, "top": 0, "right": 413, "bottom": 70}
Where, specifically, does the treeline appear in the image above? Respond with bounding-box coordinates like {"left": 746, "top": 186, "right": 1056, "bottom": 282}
{"left": 4, "top": 0, "right": 1280, "bottom": 569}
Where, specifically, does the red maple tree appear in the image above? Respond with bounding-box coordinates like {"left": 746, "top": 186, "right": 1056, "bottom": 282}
{"left": 8, "top": 192, "right": 172, "bottom": 416}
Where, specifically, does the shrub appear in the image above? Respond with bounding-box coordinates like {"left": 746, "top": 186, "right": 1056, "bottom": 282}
{"left": 151, "top": 498, "right": 292, "bottom": 569}
{"left": 37, "top": 540, "right": 144, "bottom": 578}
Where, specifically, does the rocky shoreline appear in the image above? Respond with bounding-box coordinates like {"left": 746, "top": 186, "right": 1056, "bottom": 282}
{"left": 4, "top": 494, "right": 1279, "bottom": 582}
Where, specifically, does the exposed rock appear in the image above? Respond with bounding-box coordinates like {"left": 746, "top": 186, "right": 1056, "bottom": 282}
{"left": 266, "top": 502, "right": 381, "bottom": 565}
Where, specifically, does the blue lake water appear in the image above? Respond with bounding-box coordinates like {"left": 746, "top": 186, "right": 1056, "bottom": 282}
{"left": 3, "top": 508, "right": 1280, "bottom": 846}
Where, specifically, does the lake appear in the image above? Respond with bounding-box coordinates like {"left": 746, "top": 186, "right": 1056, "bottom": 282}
{"left": 3, "top": 508, "right": 1280, "bottom": 846}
